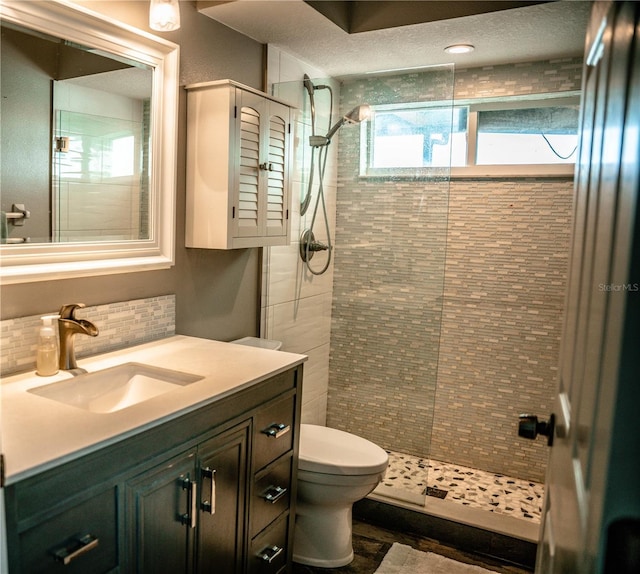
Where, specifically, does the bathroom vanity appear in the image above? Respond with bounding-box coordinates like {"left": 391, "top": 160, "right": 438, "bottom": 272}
{"left": 1, "top": 336, "right": 305, "bottom": 574}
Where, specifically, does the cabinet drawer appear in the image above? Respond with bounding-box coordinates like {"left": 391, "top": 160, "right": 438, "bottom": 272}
{"left": 249, "top": 515, "right": 289, "bottom": 574}
{"left": 17, "top": 487, "right": 118, "bottom": 574}
{"left": 254, "top": 393, "right": 295, "bottom": 470}
{"left": 251, "top": 456, "right": 292, "bottom": 537}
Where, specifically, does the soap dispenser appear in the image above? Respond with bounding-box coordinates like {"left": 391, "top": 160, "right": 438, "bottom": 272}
{"left": 36, "top": 314, "right": 60, "bottom": 376}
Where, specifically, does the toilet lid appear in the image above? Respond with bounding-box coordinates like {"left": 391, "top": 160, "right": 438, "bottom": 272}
{"left": 298, "top": 424, "right": 389, "bottom": 475}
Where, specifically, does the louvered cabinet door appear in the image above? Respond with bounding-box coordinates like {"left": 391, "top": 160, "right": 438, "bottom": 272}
{"left": 236, "top": 91, "right": 264, "bottom": 238}
{"left": 265, "top": 102, "right": 290, "bottom": 238}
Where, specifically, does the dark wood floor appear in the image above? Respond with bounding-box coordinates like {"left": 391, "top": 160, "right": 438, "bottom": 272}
{"left": 292, "top": 519, "right": 534, "bottom": 574}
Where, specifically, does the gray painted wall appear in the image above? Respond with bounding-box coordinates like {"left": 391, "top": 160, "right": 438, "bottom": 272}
{"left": 0, "top": 1, "right": 264, "bottom": 343}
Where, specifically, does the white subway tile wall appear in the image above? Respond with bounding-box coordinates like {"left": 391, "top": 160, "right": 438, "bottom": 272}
{"left": 265, "top": 50, "right": 340, "bottom": 425}
{"left": 0, "top": 295, "right": 175, "bottom": 376}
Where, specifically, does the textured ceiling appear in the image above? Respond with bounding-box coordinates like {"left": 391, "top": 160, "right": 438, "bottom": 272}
{"left": 198, "top": 0, "right": 592, "bottom": 78}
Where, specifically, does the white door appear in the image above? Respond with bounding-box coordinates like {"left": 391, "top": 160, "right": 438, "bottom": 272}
{"left": 527, "top": 2, "right": 640, "bottom": 573}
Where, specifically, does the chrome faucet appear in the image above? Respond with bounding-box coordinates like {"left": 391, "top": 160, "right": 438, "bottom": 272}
{"left": 58, "top": 303, "right": 99, "bottom": 373}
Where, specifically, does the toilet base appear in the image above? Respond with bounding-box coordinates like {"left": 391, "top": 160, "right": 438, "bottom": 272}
{"left": 293, "top": 502, "right": 355, "bottom": 567}
{"left": 292, "top": 550, "right": 354, "bottom": 568}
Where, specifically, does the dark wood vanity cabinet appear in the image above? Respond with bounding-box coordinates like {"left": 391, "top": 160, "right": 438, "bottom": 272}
{"left": 126, "top": 423, "right": 249, "bottom": 574}
{"left": 4, "top": 365, "right": 302, "bottom": 574}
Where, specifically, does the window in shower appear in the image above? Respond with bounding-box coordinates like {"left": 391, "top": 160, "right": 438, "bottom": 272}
{"left": 360, "top": 92, "right": 580, "bottom": 178}
{"left": 365, "top": 104, "right": 468, "bottom": 170}
{"left": 476, "top": 105, "right": 579, "bottom": 165}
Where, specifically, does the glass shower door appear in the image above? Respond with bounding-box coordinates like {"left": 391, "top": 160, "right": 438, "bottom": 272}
{"left": 327, "top": 65, "right": 454, "bottom": 509}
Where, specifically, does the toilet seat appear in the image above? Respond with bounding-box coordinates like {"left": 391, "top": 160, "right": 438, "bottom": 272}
{"left": 298, "top": 424, "right": 388, "bottom": 476}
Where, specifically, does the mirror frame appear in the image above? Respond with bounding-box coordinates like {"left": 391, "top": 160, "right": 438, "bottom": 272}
{"left": 0, "top": 0, "right": 179, "bottom": 284}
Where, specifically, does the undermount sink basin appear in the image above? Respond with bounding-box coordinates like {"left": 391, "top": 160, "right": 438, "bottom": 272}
{"left": 29, "top": 362, "right": 204, "bottom": 413}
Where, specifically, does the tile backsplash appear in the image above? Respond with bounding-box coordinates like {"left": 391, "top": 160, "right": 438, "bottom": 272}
{"left": 0, "top": 295, "right": 175, "bottom": 377}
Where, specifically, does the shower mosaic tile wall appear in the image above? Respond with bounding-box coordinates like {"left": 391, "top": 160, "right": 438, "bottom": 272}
{"left": 0, "top": 295, "right": 175, "bottom": 376}
{"left": 329, "top": 65, "right": 455, "bottom": 457}
{"left": 328, "top": 58, "right": 581, "bottom": 483}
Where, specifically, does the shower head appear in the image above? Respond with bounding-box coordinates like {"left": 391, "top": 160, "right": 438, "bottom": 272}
{"left": 324, "top": 104, "right": 371, "bottom": 141}
{"left": 309, "top": 104, "right": 371, "bottom": 147}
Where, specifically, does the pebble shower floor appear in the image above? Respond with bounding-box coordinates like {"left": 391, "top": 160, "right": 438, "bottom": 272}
{"left": 378, "top": 450, "right": 544, "bottom": 523}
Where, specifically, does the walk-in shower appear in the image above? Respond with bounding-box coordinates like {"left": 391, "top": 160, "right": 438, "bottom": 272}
{"left": 269, "top": 64, "right": 550, "bottom": 546}
{"left": 299, "top": 74, "right": 370, "bottom": 275}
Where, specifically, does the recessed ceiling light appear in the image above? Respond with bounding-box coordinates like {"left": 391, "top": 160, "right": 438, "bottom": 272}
{"left": 444, "top": 44, "right": 475, "bottom": 55}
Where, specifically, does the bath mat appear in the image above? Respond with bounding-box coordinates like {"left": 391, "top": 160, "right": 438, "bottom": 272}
{"left": 374, "top": 543, "right": 496, "bottom": 574}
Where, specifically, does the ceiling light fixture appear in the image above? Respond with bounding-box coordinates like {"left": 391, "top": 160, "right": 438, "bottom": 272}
{"left": 444, "top": 44, "right": 475, "bottom": 55}
{"left": 149, "top": 0, "right": 180, "bottom": 32}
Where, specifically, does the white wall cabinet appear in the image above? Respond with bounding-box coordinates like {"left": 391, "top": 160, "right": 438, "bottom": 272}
{"left": 186, "top": 80, "right": 293, "bottom": 249}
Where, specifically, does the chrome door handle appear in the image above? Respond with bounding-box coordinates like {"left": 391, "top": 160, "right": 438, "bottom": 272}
{"left": 180, "top": 477, "right": 197, "bottom": 528}
{"left": 201, "top": 467, "right": 216, "bottom": 515}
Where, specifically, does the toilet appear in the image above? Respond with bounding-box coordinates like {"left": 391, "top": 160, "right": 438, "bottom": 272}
{"left": 293, "top": 424, "right": 389, "bottom": 567}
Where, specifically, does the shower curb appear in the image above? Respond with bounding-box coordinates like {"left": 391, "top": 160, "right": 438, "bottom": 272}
{"left": 354, "top": 497, "right": 537, "bottom": 571}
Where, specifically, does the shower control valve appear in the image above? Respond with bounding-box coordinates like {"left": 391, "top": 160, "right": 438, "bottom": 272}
{"left": 308, "top": 241, "right": 328, "bottom": 252}
{"left": 300, "top": 229, "right": 330, "bottom": 262}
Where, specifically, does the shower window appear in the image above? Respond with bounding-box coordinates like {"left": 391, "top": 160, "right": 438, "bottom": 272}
{"left": 476, "top": 106, "right": 579, "bottom": 165}
{"left": 359, "top": 92, "right": 580, "bottom": 178}
{"left": 364, "top": 104, "right": 468, "bottom": 170}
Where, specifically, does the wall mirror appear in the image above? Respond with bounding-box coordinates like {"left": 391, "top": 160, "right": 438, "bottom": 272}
{"left": 0, "top": 0, "right": 179, "bottom": 284}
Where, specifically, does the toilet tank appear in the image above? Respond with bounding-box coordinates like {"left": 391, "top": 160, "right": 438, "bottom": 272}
{"left": 230, "top": 336, "right": 283, "bottom": 351}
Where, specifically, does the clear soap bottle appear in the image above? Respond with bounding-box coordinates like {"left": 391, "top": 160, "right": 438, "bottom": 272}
{"left": 36, "top": 314, "right": 60, "bottom": 376}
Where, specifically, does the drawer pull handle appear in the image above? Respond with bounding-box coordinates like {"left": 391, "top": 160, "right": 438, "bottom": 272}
{"left": 261, "top": 423, "right": 290, "bottom": 439}
{"left": 202, "top": 467, "right": 216, "bottom": 515}
{"left": 53, "top": 533, "right": 99, "bottom": 565}
{"left": 258, "top": 544, "right": 283, "bottom": 563}
{"left": 262, "top": 485, "right": 288, "bottom": 504}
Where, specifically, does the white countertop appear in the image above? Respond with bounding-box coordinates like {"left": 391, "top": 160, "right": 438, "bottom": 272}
{"left": 1, "top": 335, "right": 306, "bottom": 485}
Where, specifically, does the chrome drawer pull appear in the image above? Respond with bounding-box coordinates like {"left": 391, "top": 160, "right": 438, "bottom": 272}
{"left": 201, "top": 467, "right": 216, "bottom": 515}
{"left": 258, "top": 545, "right": 283, "bottom": 563}
{"left": 261, "top": 423, "right": 290, "bottom": 439}
{"left": 261, "top": 485, "right": 288, "bottom": 504}
{"left": 53, "top": 533, "right": 99, "bottom": 565}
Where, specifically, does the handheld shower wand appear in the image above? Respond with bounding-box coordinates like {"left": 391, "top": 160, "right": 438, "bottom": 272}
{"left": 301, "top": 74, "right": 332, "bottom": 216}
{"left": 300, "top": 74, "right": 370, "bottom": 275}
